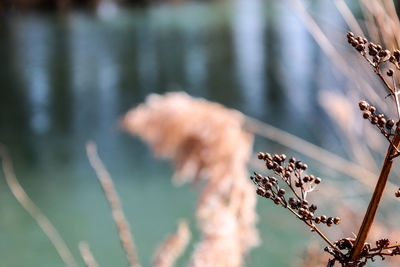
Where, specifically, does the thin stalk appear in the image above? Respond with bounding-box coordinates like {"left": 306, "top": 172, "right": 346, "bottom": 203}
{"left": 350, "top": 125, "right": 400, "bottom": 262}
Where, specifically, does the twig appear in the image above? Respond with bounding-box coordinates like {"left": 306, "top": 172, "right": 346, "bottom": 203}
{"left": 79, "top": 241, "right": 100, "bottom": 267}
{"left": 152, "top": 220, "right": 191, "bottom": 267}
{"left": 0, "top": 144, "right": 78, "bottom": 267}
{"left": 86, "top": 141, "right": 141, "bottom": 267}
{"left": 350, "top": 124, "right": 400, "bottom": 262}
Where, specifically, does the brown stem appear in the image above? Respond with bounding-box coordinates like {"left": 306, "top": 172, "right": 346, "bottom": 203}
{"left": 350, "top": 125, "right": 400, "bottom": 262}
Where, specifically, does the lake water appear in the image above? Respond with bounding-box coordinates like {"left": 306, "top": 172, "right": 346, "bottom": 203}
{"left": 0, "top": 1, "right": 360, "bottom": 266}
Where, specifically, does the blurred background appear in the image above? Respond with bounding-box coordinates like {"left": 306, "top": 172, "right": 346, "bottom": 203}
{"left": 1, "top": 0, "right": 400, "bottom": 266}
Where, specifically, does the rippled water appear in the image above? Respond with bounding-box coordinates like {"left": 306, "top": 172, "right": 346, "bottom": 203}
{"left": 0, "top": 1, "right": 351, "bottom": 266}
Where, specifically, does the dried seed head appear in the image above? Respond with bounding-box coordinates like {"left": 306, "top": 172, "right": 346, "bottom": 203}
{"left": 371, "top": 117, "right": 378, "bottom": 125}
{"left": 301, "top": 163, "right": 308, "bottom": 170}
{"left": 265, "top": 153, "right": 272, "bottom": 160}
{"left": 256, "top": 188, "right": 266, "bottom": 196}
{"left": 266, "top": 160, "right": 274, "bottom": 169}
{"left": 288, "top": 197, "right": 296, "bottom": 205}
{"left": 258, "top": 152, "right": 265, "bottom": 159}
{"left": 394, "top": 50, "right": 400, "bottom": 60}
{"left": 289, "top": 157, "right": 296, "bottom": 164}
{"left": 314, "top": 217, "right": 321, "bottom": 224}
{"left": 369, "top": 106, "right": 376, "bottom": 114}
{"left": 390, "top": 56, "right": 396, "bottom": 63}
{"left": 395, "top": 190, "right": 400, "bottom": 198}
{"left": 378, "top": 117, "right": 386, "bottom": 127}
{"left": 356, "top": 44, "right": 364, "bottom": 52}
{"left": 346, "top": 32, "right": 354, "bottom": 38}
{"left": 265, "top": 182, "right": 272, "bottom": 189}
{"left": 334, "top": 217, "right": 341, "bottom": 225}
{"left": 295, "top": 161, "right": 303, "bottom": 169}
{"left": 265, "top": 191, "right": 272, "bottom": 198}
{"left": 303, "top": 176, "right": 309, "bottom": 183}
{"left": 278, "top": 188, "right": 286, "bottom": 196}
{"left": 363, "top": 110, "right": 371, "bottom": 119}
{"left": 321, "top": 215, "right": 327, "bottom": 223}
{"left": 274, "top": 197, "right": 281, "bottom": 205}
{"left": 314, "top": 177, "right": 322, "bottom": 184}
{"left": 284, "top": 171, "right": 291, "bottom": 178}
{"left": 280, "top": 154, "right": 287, "bottom": 161}
{"left": 273, "top": 154, "right": 281, "bottom": 162}
{"left": 310, "top": 204, "right": 317, "bottom": 212}
{"left": 386, "top": 119, "right": 395, "bottom": 129}
{"left": 256, "top": 173, "right": 263, "bottom": 180}
{"left": 387, "top": 69, "right": 394, "bottom": 76}
{"left": 359, "top": 100, "right": 369, "bottom": 111}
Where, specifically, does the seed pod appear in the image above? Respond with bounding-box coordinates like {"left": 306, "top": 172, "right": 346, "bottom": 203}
{"left": 308, "top": 212, "right": 314, "bottom": 219}
{"left": 266, "top": 160, "right": 274, "bottom": 169}
{"left": 334, "top": 217, "right": 341, "bottom": 225}
{"left": 327, "top": 221, "right": 333, "bottom": 227}
{"left": 369, "top": 47, "right": 377, "bottom": 56}
{"left": 359, "top": 100, "right": 369, "bottom": 111}
{"left": 369, "top": 106, "right": 376, "bottom": 114}
{"left": 288, "top": 197, "right": 296, "bottom": 205}
{"left": 371, "top": 117, "right": 378, "bottom": 125}
{"left": 256, "top": 173, "right": 263, "bottom": 180}
{"left": 274, "top": 197, "right": 281, "bottom": 205}
{"left": 390, "top": 56, "right": 396, "bottom": 63}
{"left": 387, "top": 69, "right": 394, "bottom": 76}
{"left": 280, "top": 154, "right": 287, "bottom": 161}
{"left": 277, "top": 166, "right": 284, "bottom": 173}
{"left": 269, "top": 177, "right": 277, "bottom": 183}
{"left": 258, "top": 152, "right": 265, "bottom": 159}
{"left": 314, "top": 217, "right": 321, "bottom": 224}
{"left": 321, "top": 215, "right": 327, "bottom": 223}
{"left": 284, "top": 171, "right": 291, "bottom": 178}
{"left": 301, "top": 164, "right": 308, "bottom": 170}
{"left": 256, "top": 188, "right": 266, "bottom": 196}
{"left": 346, "top": 32, "right": 354, "bottom": 38}
{"left": 363, "top": 110, "right": 371, "bottom": 119}
{"left": 386, "top": 119, "right": 395, "bottom": 129}
{"left": 273, "top": 154, "right": 281, "bottom": 163}
{"left": 315, "top": 177, "right": 322, "bottom": 184}
{"left": 394, "top": 50, "right": 400, "bottom": 59}
{"left": 265, "top": 191, "right": 272, "bottom": 198}
{"left": 378, "top": 117, "right": 386, "bottom": 127}
{"left": 310, "top": 204, "right": 317, "bottom": 212}
{"left": 395, "top": 190, "right": 400, "bottom": 198}
{"left": 261, "top": 177, "right": 269, "bottom": 184}
{"left": 278, "top": 188, "right": 286, "bottom": 196}
{"left": 303, "top": 176, "right": 309, "bottom": 183}
{"left": 265, "top": 153, "right": 272, "bottom": 160}
{"left": 356, "top": 44, "right": 364, "bottom": 52}
{"left": 295, "top": 161, "right": 303, "bottom": 169}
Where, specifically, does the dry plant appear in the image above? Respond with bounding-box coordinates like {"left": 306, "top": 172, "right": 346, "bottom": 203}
{"left": 122, "top": 92, "right": 259, "bottom": 267}
{"left": 152, "top": 220, "right": 191, "bottom": 267}
{"left": 252, "top": 32, "right": 400, "bottom": 267}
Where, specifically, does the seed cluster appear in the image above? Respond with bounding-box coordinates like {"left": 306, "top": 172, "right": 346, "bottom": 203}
{"left": 327, "top": 237, "right": 400, "bottom": 266}
{"left": 251, "top": 152, "right": 339, "bottom": 227}
{"left": 358, "top": 100, "right": 396, "bottom": 140}
{"left": 347, "top": 32, "right": 400, "bottom": 70}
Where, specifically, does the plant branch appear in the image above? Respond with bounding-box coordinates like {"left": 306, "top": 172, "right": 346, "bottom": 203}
{"left": 0, "top": 144, "right": 78, "bottom": 267}
{"left": 86, "top": 141, "right": 141, "bottom": 267}
{"left": 350, "top": 124, "right": 400, "bottom": 262}
{"left": 79, "top": 241, "right": 100, "bottom": 267}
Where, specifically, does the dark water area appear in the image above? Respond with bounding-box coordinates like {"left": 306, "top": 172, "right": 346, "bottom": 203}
{"left": 0, "top": 1, "right": 352, "bottom": 266}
